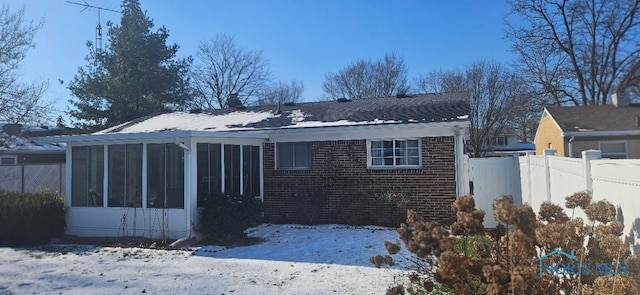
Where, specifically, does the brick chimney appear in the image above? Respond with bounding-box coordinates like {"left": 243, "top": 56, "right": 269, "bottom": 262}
{"left": 611, "top": 91, "right": 630, "bottom": 107}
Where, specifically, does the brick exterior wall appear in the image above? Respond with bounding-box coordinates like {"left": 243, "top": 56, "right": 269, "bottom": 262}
{"left": 263, "top": 136, "right": 457, "bottom": 226}
{"left": 535, "top": 112, "right": 565, "bottom": 156}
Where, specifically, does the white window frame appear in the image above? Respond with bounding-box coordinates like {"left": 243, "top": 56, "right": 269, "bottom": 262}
{"left": 367, "top": 138, "right": 422, "bottom": 169}
{"left": 275, "top": 142, "right": 311, "bottom": 170}
{"left": 599, "top": 141, "right": 628, "bottom": 159}
{"left": 0, "top": 155, "right": 17, "bottom": 166}
{"left": 489, "top": 136, "right": 508, "bottom": 146}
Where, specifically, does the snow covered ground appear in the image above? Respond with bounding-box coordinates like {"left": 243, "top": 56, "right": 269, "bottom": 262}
{"left": 0, "top": 224, "right": 411, "bottom": 295}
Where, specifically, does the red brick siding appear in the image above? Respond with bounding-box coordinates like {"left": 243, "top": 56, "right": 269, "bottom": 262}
{"left": 262, "top": 137, "right": 457, "bottom": 225}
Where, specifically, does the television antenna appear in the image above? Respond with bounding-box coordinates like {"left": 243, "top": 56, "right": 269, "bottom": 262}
{"left": 67, "top": 1, "right": 120, "bottom": 51}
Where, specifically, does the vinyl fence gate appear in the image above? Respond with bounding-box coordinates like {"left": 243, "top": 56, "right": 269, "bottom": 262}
{"left": 461, "top": 155, "right": 522, "bottom": 228}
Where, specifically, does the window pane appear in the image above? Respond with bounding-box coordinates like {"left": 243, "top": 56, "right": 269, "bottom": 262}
{"left": 126, "top": 144, "right": 142, "bottom": 207}
{"left": 147, "top": 144, "right": 165, "bottom": 208}
{"left": 197, "top": 143, "right": 221, "bottom": 207}
{"left": 224, "top": 145, "right": 240, "bottom": 194}
{"left": 243, "top": 146, "right": 261, "bottom": 197}
{"left": 601, "top": 142, "right": 626, "bottom": 154}
{"left": 108, "top": 145, "right": 125, "bottom": 207}
{"left": 369, "top": 139, "right": 421, "bottom": 168}
{"left": 277, "top": 143, "right": 294, "bottom": 168}
{"left": 294, "top": 143, "right": 310, "bottom": 167}
{"left": 71, "top": 146, "right": 103, "bottom": 207}
{"left": 196, "top": 143, "right": 209, "bottom": 206}
{"left": 166, "top": 144, "right": 184, "bottom": 208}
{"left": 109, "top": 144, "right": 142, "bottom": 207}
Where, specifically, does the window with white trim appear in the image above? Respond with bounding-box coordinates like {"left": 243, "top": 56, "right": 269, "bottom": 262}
{"left": 276, "top": 142, "right": 311, "bottom": 169}
{"left": 0, "top": 155, "right": 17, "bottom": 166}
{"left": 488, "top": 136, "right": 508, "bottom": 146}
{"left": 599, "top": 141, "right": 627, "bottom": 159}
{"left": 369, "top": 139, "right": 421, "bottom": 168}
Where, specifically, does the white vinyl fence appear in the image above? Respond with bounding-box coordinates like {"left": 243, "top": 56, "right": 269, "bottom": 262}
{"left": 520, "top": 150, "right": 640, "bottom": 254}
{"left": 460, "top": 155, "right": 523, "bottom": 228}
{"left": 0, "top": 163, "right": 65, "bottom": 194}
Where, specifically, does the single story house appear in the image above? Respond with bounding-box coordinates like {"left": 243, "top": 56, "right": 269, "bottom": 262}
{"left": 0, "top": 124, "right": 67, "bottom": 165}
{"left": 46, "top": 92, "right": 470, "bottom": 240}
{"left": 535, "top": 92, "right": 640, "bottom": 158}
{"left": 484, "top": 127, "right": 534, "bottom": 157}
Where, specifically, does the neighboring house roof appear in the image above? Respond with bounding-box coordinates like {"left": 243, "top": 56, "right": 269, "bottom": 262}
{"left": 0, "top": 124, "right": 67, "bottom": 154}
{"left": 97, "top": 92, "right": 470, "bottom": 134}
{"left": 546, "top": 105, "right": 640, "bottom": 133}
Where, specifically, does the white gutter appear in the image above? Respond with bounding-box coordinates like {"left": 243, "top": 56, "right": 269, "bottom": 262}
{"left": 266, "top": 121, "right": 469, "bottom": 136}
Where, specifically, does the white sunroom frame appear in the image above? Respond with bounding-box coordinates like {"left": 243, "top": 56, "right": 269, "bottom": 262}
{"left": 59, "top": 130, "right": 267, "bottom": 240}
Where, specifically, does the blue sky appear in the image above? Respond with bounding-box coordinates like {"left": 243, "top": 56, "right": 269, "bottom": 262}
{"left": 9, "top": 0, "right": 517, "bottom": 122}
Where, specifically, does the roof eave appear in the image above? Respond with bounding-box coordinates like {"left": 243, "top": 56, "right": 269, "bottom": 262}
{"left": 40, "top": 130, "right": 269, "bottom": 143}
{"left": 561, "top": 130, "right": 640, "bottom": 137}
{"left": 38, "top": 120, "right": 470, "bottom": 143}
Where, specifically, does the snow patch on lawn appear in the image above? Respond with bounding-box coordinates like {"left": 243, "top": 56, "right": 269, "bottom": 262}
{"left": 0, "top": 224, "right": 411, "bottom": 294}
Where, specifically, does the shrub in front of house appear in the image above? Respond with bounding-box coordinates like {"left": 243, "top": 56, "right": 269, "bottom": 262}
{"left": 0, "top": 190, "right": 66, "bottom": 245}
{"left": 198, "top": 192, "right": 262, "bottom": 240}
{"left": 373, "top": 193, "right": 640, "bottom": 295}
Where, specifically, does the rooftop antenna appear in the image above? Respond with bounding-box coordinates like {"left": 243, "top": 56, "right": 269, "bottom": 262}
{"left": 67, "top": 1, "right": 120, "bottom": 52}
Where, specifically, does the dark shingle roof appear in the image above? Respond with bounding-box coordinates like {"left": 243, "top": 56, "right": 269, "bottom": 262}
{"left": 547, "top": 105, "right": 640, "bottom": 132}
{"left": 241, "top": 92, "right": 469, "bottom": 128}
{"left": 100, "top": 92, "right": 470, "bottom": 134}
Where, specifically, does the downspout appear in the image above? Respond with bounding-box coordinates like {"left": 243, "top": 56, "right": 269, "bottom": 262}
{"left": 568, "top": 136, "right": 575, "bottom": 158}
{"left": 454, "top": 126, "right": 465, "bottom": 197}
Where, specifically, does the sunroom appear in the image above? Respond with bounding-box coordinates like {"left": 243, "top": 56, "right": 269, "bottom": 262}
{"left": 59, "top": 130, "right": 265, "bottom": 240}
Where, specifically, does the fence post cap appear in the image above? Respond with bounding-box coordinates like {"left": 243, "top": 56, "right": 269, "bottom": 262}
{"left": 582, "top": 150, "right": 602, "bottom": 159}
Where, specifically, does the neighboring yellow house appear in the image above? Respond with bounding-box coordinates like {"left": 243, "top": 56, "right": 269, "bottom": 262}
{"left": 534, "top": 93, "right": 640, "bottom": 159}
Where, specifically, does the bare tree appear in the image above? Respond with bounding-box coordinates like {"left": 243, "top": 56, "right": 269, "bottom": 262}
{"left": 417, "top": 61, "right": 531, "bottom": 157}
{"left": 414, "top": 69, "right": 467, "bottom": 93}
{"left": 506, "top": 0, "right": 640, "bottom": 106}
{"left": 191, "top": 34, "right": 271, "bottom": 109}
{"left": 0, "top": 4, "right": 51, "bottom": 124}
{"left": 255, "top": 80, "right": 303, "bottom": 106}
{"left": 322, "top": 52, "right": 408, "bottom": 100}
{"left": 505, "top": 92, "right": 541, "bottom": 142}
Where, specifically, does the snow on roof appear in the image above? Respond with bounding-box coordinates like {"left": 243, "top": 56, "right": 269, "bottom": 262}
{"left": 0, "top": 136, "right": 66, "bottom": 152}
{"left": 0, "top": 123, "right": 67, "bottom": 152}
{"left": 96, "top": 111, "right": 279, "bottom": 134}
{"left": 98, "top": 110, "right": 405, "bottom": 134}
{"left": 94, "top": 92, "right": 471, "bottom": 135}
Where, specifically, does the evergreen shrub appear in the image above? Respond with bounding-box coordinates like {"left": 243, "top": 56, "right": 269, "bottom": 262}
{"left": 0, "top": 190, "right": 66, "bottom": 245}
{"left": 198, "top": 192, "right": 262, "bottom": 240}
